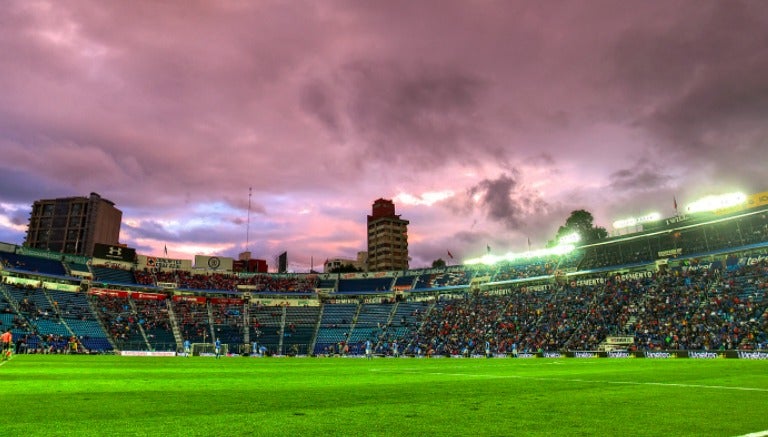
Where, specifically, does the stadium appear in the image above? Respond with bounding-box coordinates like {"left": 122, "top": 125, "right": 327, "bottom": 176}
{"left": 2, "top": 192, "right": 768, "bottom": 435}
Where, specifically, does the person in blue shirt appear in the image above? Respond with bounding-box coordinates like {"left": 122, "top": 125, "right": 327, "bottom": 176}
{"left": 485, "top": 340, "right": 491, "bottom": 358}
{"left": 215, "top": 338, "right": 221, "bottom": 359}
{"left": 183, "top": 339, "right": 191, "bottom": 357}
{"left": 365, "top": 339, "right": 373, "bottom": 359}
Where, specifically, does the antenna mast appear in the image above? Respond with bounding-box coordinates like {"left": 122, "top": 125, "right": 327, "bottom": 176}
{"left": 246, "top": 187, "right": 252, "bottom": 251}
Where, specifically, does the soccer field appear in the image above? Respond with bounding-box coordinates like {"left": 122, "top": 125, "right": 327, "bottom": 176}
{"left": 2, "top": 355, "right": 767, "bottom": 436}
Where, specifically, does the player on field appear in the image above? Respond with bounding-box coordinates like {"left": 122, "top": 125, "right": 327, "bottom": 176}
{"left": 215, "top": 338, "right": 221, "bottom": 359}
{"left": 365, "top": 339, "right": 373, "bottom": 359}
{"left": 1, "top": 329, "right": 12, "bottom": 360}
{"left": 183, "top": 339, "right": 191, "bottom": 357}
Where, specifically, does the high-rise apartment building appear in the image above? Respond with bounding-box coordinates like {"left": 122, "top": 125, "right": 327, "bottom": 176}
{"left": 24, "top": 192, "right": 122, "bottom": 256}
{"left": 366, "top": 198, "right": 409, "bottom": 271}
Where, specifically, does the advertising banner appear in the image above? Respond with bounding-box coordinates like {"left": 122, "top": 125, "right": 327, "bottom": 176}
{"left": 210, "top": 297, "right": 244, "bottom": 305}
{"left": 138, "top": 255, "right": 191, "bottom": 272}
{"left": 15, "top": 246, "right": 63, "bottom": 261}
{"left": 172, "top": 295, "right": 207, "bottom": 304}
{"left": 42, "top": 282, "right": 80, "bottom": 292}
{"left": 195, "top": 255, "right": 234, "bottom": 272}
{"left": 89, "top": 287, "right": 130, "bottom": 298}
{"left": 93, "top": 243, "right": 136, "bottom": 262}
{"left": 133, "top": 292, "right": 167, "bottom": 301}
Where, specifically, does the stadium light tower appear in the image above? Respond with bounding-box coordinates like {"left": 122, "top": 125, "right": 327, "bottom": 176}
{"left": 686, "top": 192, "right": 746, "bottom": 214}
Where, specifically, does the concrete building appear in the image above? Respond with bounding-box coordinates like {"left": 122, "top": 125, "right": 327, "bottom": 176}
{"left": 24, "top": 192, "right": 122, "bottom": 256}
{"left": 324, "top": 251, "right": 368, "bottom": 273}
{"left": 366, "top": 198, "right": 409, "bottom": 271}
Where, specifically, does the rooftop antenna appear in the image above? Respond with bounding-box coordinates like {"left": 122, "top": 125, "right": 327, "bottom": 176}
{"left": 246, "top": 187, "right": 252, "bottom": 251}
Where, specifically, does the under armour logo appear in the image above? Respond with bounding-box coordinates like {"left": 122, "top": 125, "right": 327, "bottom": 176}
{"left": 108, "top": 247, "right": 122, "bottom": 256}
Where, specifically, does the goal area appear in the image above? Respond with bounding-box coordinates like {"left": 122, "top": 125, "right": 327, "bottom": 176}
{"left": 191, "top": 343, "right": 229, "bottom": 356}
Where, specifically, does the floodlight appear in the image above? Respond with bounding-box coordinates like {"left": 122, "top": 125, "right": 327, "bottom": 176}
{"left": 559, "top": 232, "right": 581, "bottom": 244}
{"left": 612, "top": 212, "right": 661, "bottom": 229}
{"left": 686, "top": 192, "right": 746, "bottom": 214}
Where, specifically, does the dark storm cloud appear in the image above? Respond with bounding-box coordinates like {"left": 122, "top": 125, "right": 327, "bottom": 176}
{"left": 604, "top": 1, "right": 768, "bottom": 191}
{"left": 1, "top": 0, "right": 766, "bottom": 267}
{"left": 333, "top": 60, "right": 493, "bottom": 168}
{"left": 446, "top": 171, "right": 548, "bottom": 231}
{"left": 474, "top": 172, "right": 548, "bottom": 230}
{"left": 608, "top": 158, "right": 673, "bottom": 192}
{"left": 300, "top": 80, "right": 341, "bottom": 134}
{"left": 0, "top": 167, "right": 61, "bottom": 203}
{"left": 124, "top": 219, "right": 244, "bottom": 246}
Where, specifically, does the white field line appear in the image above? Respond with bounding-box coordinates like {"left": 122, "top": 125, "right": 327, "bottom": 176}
{"left": 735, "top": 431, "right": 768, "bottom": 437}
{"left": 374, "top": 369, "right": 768, "bottom": 393}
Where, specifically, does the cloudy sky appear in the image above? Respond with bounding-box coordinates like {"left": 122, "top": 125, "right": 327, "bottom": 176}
{"left": 1, "top": 0, "right": 767, "bottom": 270}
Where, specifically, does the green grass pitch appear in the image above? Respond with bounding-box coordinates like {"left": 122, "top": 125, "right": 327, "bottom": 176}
{"left": 2, "top": 355, "right": 767, "bottom": 436}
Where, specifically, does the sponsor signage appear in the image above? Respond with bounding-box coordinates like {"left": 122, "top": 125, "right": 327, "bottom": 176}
{"left": 4, "top": 276, "right": 42, "bottom": 287}
{"left": 120, "top": 351, "right": 176, "bottom": 357}
{"left": 665, "top": 215, "right": 689, "bottom": 226}
{"left": 607, "top": 351, "right": 632, "bottom": 359}
{"left": 658, "top": 248, "right": 682, "bottom": 258}
{"left": 133, "top": 292, "right": 166, "bottom": 301}
{"left": 93, "top": 244, "right": 136, "bottom": 262}
{"left": 63, "top": 253, "right": 91, "bottom": 265}
{"left": 613, "top": 213, "right": 661, "bottom": 229}
{"left": 521, "top": 284, "right": 552, "bottom": 292}
{"left": 572, "top": 352, "right": 598, "bottom": 358}
{"left": 15, "top": 246, "right": 63, "bottom": 261}
{"left": 574, "top": 277, "right": 605, "bottom": 286}
{"left": 42, "top": 282, "right": 79, "bottom": 292}
{"left": 740, "top": 254, "right": 768, "bottom": 267}
{"left": 737, "top": 351, "right": 768, "bottom": 360}
{"left": 644, "top": 351, "right": 675, "bottom": 359}
{"left": 605, "top": 337, "right": 634, "bottom": 344}
{"left": 746, "top": 191, "right": 768, "bottom": 209}
{"left": 172, "top": 295, "right": 207, "bottom": 304}
{"left": 210, "top": 297, "right": 243, "bottom": 305}
{"left": 542, "top": 352, "right": 563, "bottom": 358}
{"left": 141, "top": 255, "right": 190, "bottom": 271}
{"left": 687, "top": 351, "right": 720, "bottom": 359}
{"left": 195, "top": 255, "right": 234, "bottom": 272}
{"left": 89, "top": 288, "right": 129, "bottom": 298}
{"left": 614, "top": 271, "right": 653, "bottom": 281}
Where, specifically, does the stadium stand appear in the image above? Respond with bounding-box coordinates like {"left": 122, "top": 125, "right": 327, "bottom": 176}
{"left": 92, "top": 266, "right": 136, "bottom": 285}
{"left": 1, "top": 205, "right": 767, "bottom": 356}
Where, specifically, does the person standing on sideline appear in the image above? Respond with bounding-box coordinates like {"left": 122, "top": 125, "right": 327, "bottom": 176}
{"left": 1, "top": 329, "right": 12, "bottom": 360}
{"left": 215, "top": 338, "right": 221, "bottom": 359}
{"left": 183, "top": 339, "right": 191, "bottom": 357}
{"left": 485, "top": 340, "right": 492, "bottom": 358}
{"left": 365, "top": 339, "right": 373, "bottom": 359}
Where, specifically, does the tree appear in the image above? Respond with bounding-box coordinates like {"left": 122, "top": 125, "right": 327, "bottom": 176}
{"left": 328, "top": 263, "right": 362, "bottom": 273}
{"left": 431, "top": 258, "right": 447, "bottom": 268}
{"left": 553, "top": 209, "right": 608, "bottom": 244}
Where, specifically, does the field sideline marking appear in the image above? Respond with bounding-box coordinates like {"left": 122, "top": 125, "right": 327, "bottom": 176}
{"left": 736, "top": 431, "right": 768, "bottom": 437}
{"left": 380, "top": 370, "right": 768, "bottom": 393}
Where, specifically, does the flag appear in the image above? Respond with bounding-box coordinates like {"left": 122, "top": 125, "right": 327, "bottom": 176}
{"left": 527, "top": 237, "right": 531, "bottom": 251}
{"left": 164, "top": 244, "right": 168, "bottom": 256}
{"left": 447, "top": 250, "right": 454, "bottom": 259}
{"left": 486, "top": 244, "right": 491, "bottom": 254}
{"left": 673, "top": 196, "right": 678, "bottom": 211}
